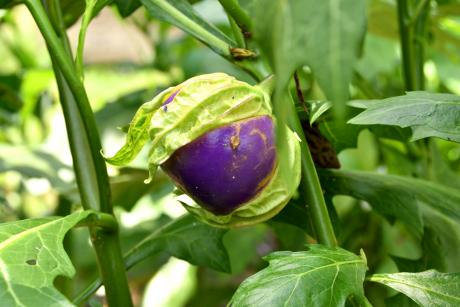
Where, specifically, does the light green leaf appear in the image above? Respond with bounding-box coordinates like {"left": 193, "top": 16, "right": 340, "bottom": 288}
{"left": 0, "top": 211, "right": 93, "bottom": 307}
{"left": 252, "top": 0, "right": 366, "bottom": 111}
{"left": 309, "top": 100, "right": 332, "bottom": 124}
{"left": 368, "top": 270, "right": 460, "bottom": 307}
{"left": 230, "top": 245, "right": 369, "bottom": 307}
{"left": 348, "top": 92, "right": 460, "bottom": 143}
{"left": 319, "top": 170, "right": 460, "bottom": 239}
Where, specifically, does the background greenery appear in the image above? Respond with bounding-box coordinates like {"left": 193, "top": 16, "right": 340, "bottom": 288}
{"left": 1, "top": 0, "right": 460, "bottom": 306}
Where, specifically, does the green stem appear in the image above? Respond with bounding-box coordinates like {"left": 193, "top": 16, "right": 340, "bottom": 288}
{"left": 292, "top": 116, "right": 337, "bottom": 247}
{"left": 413, "top": 0, "right": 430, "bottom": 91}
{"left": 397, "top": 0, "right": 416, "bottom": 91}
{"left": 25, "top": 0, "right": 110, "bottom": 212}
{"left": 76, "top": 211, "right": 119, "bottom": 231}
{"left": 408, "top": 0, "right": 430, "bottom": 26}
{"left": 218, "top": 0, "right": 252, "bottom": 34}
{"left": 265, "top": 74, "right": 337, "bottom": 246}
{"left": 75, "top": 0, "right": 97, "bottom": 79}
{"left": 25, "top": 1, "right": 133, "bottom": 305}
{"left": 397, "top": 0, "right": 430, "bottom": 91}
{"left": 228, "top": 14, "right": 246, "bottom": 48}
{"left": 146, "top": 0, "right": 231, "bottom": 58}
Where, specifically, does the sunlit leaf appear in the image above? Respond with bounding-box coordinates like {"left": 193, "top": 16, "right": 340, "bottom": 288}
{"left": 252, "top": 0, "right": 366, "bottom": 112}
{"left": 348, "top": 92, "right": 460, "bottom": 143}
{"left": 0, "top": 211, "right": 93, "bottom": 306}
{"left": 230, "top": 245, "right": 369, "bottom": 306}
{"left": 368, "top": 270, "right": 460, "bottom": 306}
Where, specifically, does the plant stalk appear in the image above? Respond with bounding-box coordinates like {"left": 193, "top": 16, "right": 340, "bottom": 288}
{"left": 218, "top": 0, "right": 252, "bottom": 34}
{"left": 26, "top": 0, "right": 133, "bottom": 305}
{"left": 289, "top": 106, "right": 337, "bottom": 247}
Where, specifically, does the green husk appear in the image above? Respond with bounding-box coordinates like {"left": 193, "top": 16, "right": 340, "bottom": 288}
{"left": 104, "top": 73, "right": 301, "bottom": 227}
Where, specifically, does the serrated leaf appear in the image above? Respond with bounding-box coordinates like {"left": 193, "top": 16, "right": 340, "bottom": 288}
{"left": 252, "top": 0, "right": 366, "bottom": 112}
{"left": 319, "top": 170, "right": 460, "bottom": 239}
{"left": 0, "top": 211, "right": 93, "bottom": 307}
{"left": 140, "top": 0, "right": 235, "bottom": 56}
{"left": 348, "top": 92, "right": 460, "bottom": 143}
{"left": 125, "top": 214, "right": 230, "bottom": 273}
{"left": 368, "top": 270, "right": 460, "bottom": 306}
{"left": 230, "top": 245, "right": 368, "bottom": 307}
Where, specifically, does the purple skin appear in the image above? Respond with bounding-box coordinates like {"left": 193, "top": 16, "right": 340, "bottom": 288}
{"left": 162, "top": 89, "right": 180, "bottom": 111}
{"left": 161, "top": 115, "right": 277, "bottom": 215}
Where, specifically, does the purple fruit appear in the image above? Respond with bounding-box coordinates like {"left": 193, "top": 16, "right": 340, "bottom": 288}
{"left": 161, "top": 115, "right": 277, "bottom": 215}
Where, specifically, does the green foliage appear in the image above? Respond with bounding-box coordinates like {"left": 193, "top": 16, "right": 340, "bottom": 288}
{"left": 251, "top": 0, "right": 366, "bottom": 112}
{"left": 319, "top": 169, "right": 460, "bottom": 238}
{"left": 125, "top": 214, "right": 231, "bottom": 273}
{"left": 349, "top": 92, "right": 460, "bottom": 143}
{"left": 368, "top": 270, "right": 460, "bottom": 306}
{"left": 2, "top": 0, "right": 460, "bottom": 305}
{"left": 230, "top": 245, "right": 369, "bottom": 306}
{"left": 0, "top": 211, "right": 93, "bottom": 306}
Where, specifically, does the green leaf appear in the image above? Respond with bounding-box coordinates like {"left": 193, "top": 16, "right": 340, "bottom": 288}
{"left": 140, "top": 0, "right": 235, "bottom": 57}
{"left": 230, "top": 245, "right": 368, "bottom": 307}
{"left": 125, "top": 214, "right": 231, "bottom": 273}
{"left": 0, "top": 211, "right": 93, "bottom": 307}
{"left": 115, "top": 0, "right": 142, "bottom": 17}
{"left": 0, "top": 0, "right": 18, "bottom": 8}
{"left": 368, "top": 270, "right": 460, "bottom": 306}
{"left": 309, "top": 100, "right": 332, "bottom": 124}
{"left": 319, "top": 170, "right": 460, "bottom": 239}
{"left": 320, "top": 120, "right": 362, "bottom": 152}
{"left": 252, "top": 0, "right": 366, "bottom": 111}
{"left": 348, "top": 92, "right": 460, "bottom": 143}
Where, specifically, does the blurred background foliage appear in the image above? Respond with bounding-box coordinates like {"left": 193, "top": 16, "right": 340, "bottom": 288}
{"left": 1, "top": 0, "right": 460, "bottom": 306}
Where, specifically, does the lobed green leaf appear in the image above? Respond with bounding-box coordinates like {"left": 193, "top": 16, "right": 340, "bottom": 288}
{"left": 0, "top": 211, "right": 93, "bottom": 307}
{"left": 230, "top": 244, "right": 369, "bottom": 307}
{"left": 319, "top": 169, "right": 460, "bottom": 239}
{"left": 368, "top": 270, "right": 460, "bottom": 306}
{"left": 348, "top": 91, "right": 460, "bottom": 143}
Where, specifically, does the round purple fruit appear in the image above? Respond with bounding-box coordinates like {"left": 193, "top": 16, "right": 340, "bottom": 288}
{"left": 161, "top": 115, "right": 276, "bottom": 215}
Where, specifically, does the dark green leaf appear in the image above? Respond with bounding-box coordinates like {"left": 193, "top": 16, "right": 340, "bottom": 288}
{"left": 125, "top": 214, "right": 231, "bottom": 273}
{"left": 270, "top": 199, "right": 313, "bottom": 235}
{"left": 0, "top": 0, "right": 19, "bottom": 9}
{"left": 368, "top": 270, "right": 460, "bottom": 306}
{"left": 348, "top": 92, "right": 460, "bottom": 143}
{"left": 320, "top": 120, "right": 363, "bottom": 152}
{"left": 385, "top": 294, "right": 419, "bottom": 307}
{"left": 110, "top": 168, "right": 172, "bottom": 211}
{"left": 252, "top": 0, "right": 367, "bottom": 111}
{"left": 114, "top": 0, "right": 141, "bottom": 17}
{"left": 0, "top": 211, "right": 93, "bottom": 306}
{"left": 230, "top": 245, "right": 368, "bottom": 307}
{"left": 319, "top": 169, "right": 460, "bottom": 239}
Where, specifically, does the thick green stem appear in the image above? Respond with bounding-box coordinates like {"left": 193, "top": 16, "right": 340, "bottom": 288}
{"left": 397, "top": 0, "right": 430, "bottom": 91}
{"left": 26, "top": 0, "right": 133, "bottom": 305}
{"left": 397, "top": 0, "right": 416, "bottom": 91}
{"left": 25, "top": 0, "right": 110, "bottom": 211}
{"left": 264, "top": 74, "right": 337, "bottom": 246}
{"left": 290, "top": 107, "right": 337, "bottom": 247}
{"left": 218, "top": 0, "right": 252, "bottom": 34}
